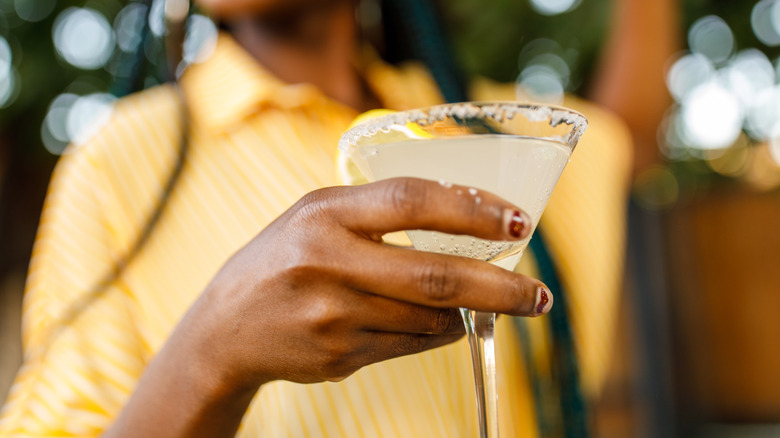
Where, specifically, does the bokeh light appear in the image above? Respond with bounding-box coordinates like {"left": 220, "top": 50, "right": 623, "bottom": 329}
{"left": 114, "top": 3, "right": 148, "bottom": 53}
{"left": 752, "top": 0, "right": 780, "bottom": 46}
{"left": 183, "top": 14, "right": 218, "bottom": 65}
{"left": 0, "top": 36, "right": 12, "bottom": 79}
{"left": 0, "top": 69, "right": 17, "bottom": 108}
{"left": 516, "top": 65, "right": 564, "bottom": 104}
{"left": 722, "top": 49, "right": 774, "bottom": 109}
{"left": 0, "top": 35, "right": 17, "bottom": 108}
{"left": 528, "top": 0, "right": 582, "bottom": 16}
{"left": 68, "top": 93, "right": 116, "bottom": 145}
{"left": 42, "top": 93, "right": 79, "bottom": 154}
{"left": 149, "top": 0, "right": 166, "bottom": 37}
{"left": 664, "top": 15, "right": 780, "bottom": 161}
{"left": 688, "top": 15, "right": 734, "bottom": 65}
{"left": 667, "top": 53, "right": 714, "bottom": 103}
{"left": 41, "top": 92, "right": 115, "bottom": 155}
{"left": 775, "top": 57, "right": 780, "bottom": 81}
{"left": 679, "top": 80, "right": 742, "bottom": 150}
{"left": 14, "top": 0, "right": 56, "bottom": 23}
{"left": 745, "top": 85, "right": 780, "bottom": 141}
{"left": 528, "top": 53, "right": 570, "bottom": 87}
{"left": 52, "top": 8, "right": 116, "bottom": 70}
{"left": 515, "top": 39, "right": 573, "bottom": 104}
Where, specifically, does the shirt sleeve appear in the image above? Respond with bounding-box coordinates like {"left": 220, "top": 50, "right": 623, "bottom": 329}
{"left": 0, "top": 139, "right": 148, "bottom": 437}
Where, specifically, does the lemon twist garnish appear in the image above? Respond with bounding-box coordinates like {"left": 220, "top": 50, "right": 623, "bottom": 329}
{"left": 337, "top": 109, "right": 424, "bottom": 247}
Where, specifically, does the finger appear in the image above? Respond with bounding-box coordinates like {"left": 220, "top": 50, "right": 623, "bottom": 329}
{"left": 330, "top": 178, "right": 533, "bottom": 241}
{"left": 361, "top": 332, "right": 465, "bottom": 365}
{"left": 353, "top": 292, "right": 464, "bottom": 335}
{"left": 320, "top": 331, "right": 464, "bottom": 382}
{"left": 344, "top": 241, "right": 553, "bottom": 317}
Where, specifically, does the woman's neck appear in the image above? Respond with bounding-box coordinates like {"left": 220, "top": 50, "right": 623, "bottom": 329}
{"left": 226, "top": 1, "right": 378, "bottom": 111}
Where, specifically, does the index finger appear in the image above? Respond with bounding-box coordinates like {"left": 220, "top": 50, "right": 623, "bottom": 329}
{"left": 328, "top": 178, "right": 533, "bottom": 242}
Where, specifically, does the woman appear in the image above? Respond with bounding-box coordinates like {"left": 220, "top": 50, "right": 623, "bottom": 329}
{"left": 0, "top": 0, "right": 637, "bottom": 436}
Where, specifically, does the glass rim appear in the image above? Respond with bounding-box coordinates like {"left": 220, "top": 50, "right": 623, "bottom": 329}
{"left": 338, "top": 101, "right": 588, "bottom": 153}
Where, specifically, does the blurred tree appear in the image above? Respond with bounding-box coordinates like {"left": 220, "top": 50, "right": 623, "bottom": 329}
{"left": 445, "top": 0, "right": 610, "bottom": 92}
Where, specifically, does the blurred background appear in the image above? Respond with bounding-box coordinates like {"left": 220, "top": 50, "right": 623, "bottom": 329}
{"left": 1, "top": 0, "right": 779, "bottom": 436}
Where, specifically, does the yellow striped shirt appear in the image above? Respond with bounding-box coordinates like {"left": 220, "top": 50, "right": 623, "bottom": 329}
{"left": 0, "top": 33, "right": 631, "bottom": 437}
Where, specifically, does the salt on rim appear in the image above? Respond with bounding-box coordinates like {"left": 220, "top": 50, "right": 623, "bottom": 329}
{"left": 338, "top": 101, "right": 588, "bottom": 154}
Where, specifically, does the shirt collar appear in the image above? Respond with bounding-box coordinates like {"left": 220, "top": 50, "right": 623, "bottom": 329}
{"left": 179, "top": 33, "right": 326, "bottom": 131}
{"left": 180, "top": 32, "right": 445, "bottom": 133}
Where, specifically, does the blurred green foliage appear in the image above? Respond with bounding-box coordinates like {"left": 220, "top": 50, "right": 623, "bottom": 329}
{"left": 0, "top": 0, "right": 776, "bottom": 161}
{"left": 445, "top": 0, "right": 610, "bottom": 89}
{"left": 0, "top": 0, "right": 113, "bottom": 160}
{"left": 681, "top": 0, "right": 780, "bottom": 59}
{"left": 0, "top": 0, "right": 174, "bottom": 160}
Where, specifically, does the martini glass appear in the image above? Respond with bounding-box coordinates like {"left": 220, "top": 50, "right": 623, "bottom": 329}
{"left": 339, "top": 102, "right": 587, "bottom": 438}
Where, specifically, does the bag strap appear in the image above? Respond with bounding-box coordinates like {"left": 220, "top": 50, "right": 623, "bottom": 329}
{"left": 527, "top": 231, "right": 589, "bottom": 438}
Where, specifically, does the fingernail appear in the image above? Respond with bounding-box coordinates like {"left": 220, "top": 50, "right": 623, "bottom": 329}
{"left": 506, "top": 209, "right": 530, "bottom": 239}
{"left": 534, "top": 286, "right": 553, "bottom": 316}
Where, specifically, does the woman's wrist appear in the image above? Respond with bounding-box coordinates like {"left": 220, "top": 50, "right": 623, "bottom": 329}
{"left": 173, "top": 288, "right": 267, "bottom": 404}
{"left": 106, "top": 292, "right": 262, "bottom": 438}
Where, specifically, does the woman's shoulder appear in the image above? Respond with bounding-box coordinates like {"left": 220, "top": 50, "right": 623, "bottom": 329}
{"left": 62, "top": 84, "right": 184, "bottom": 164}
{"left": 47, "top": 84, "right": 189, "bottom": 263}
{"left": 113, "top": 83, "right": 183, "bottom": 125}
{"left": 57, "top": 84, "right": 188, "bottom": 215}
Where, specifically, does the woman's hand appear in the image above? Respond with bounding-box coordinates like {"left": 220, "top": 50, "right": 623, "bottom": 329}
{"left": 198, "top": 177, "right": 549, "bottom": 387}
{"left": 108, "top": 177, "right": 550, "bottom": 437}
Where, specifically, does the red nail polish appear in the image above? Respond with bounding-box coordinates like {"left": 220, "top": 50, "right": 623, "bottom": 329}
{"left": 536, "top": 288, "right": 550, "bottom": 314}
{"left": 509, "top": 210, "right": 526, "bottom": 238}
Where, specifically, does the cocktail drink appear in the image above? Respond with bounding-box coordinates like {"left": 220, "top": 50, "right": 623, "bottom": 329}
{"left": 339, "top": 102, "right": 587, "bottom": 438}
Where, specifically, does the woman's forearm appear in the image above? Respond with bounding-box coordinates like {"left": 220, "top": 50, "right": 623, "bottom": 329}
{"left": 104, "top": 295, "right": 261, "bottom": 438}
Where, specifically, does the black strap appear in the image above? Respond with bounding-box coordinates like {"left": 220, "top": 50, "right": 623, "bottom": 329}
{"left": 381, "top": 0, "right": 467, "bottom": 103}
{"left": 45, "top": 3, "right": 192, "bottom": 348}
{"left": 528, "top": 232, "right": 589, "bottom": 438}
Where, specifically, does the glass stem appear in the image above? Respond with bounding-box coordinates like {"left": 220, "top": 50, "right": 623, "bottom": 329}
{"left": 461, "top": 308, "right": 499, "bottom": 438}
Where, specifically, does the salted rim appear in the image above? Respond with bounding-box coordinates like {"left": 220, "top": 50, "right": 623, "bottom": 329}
{"left": 338, "top": 101, "right": 588, "bottom": 153}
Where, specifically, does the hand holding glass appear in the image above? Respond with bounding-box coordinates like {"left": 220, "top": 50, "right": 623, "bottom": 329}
{"left": 339, "top": 102, "right": 587, "bottom": 438}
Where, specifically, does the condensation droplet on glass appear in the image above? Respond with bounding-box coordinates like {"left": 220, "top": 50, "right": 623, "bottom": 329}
{"left": 468, "top": 188, "right": 478, "bottom": 196}
{"left": 438, "top": 179, "right": 453, "bottom": 188}
{"left": 475, "top": 196, "right": 482, "bottom": 204}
